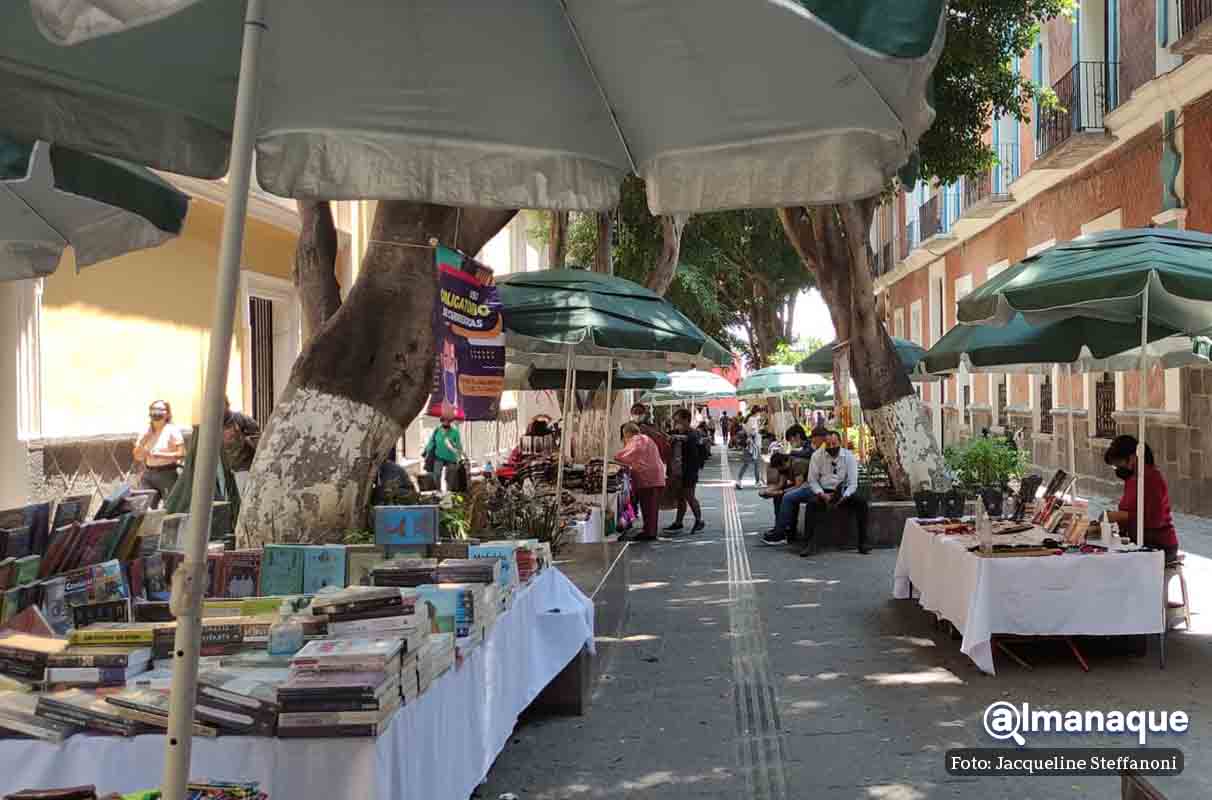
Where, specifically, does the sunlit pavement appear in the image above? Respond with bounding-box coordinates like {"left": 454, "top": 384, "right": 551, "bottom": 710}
{"left": 481, "top": 449, "right": 1212, "bottom": 799}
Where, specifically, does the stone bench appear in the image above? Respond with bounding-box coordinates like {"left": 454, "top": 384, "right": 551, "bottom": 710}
{"left": 803, "top": 500, "right": 918, "bottom": 550}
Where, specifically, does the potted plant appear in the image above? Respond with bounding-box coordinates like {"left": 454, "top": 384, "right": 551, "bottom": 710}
{"left": 943, "top": 437, "right": 1027, "bottom": 517}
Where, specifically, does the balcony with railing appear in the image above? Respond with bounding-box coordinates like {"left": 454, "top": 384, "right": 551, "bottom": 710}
{"left": 962, "top": 142, "right": 1020, "bottom": 218}
{"left": 1174, "top": 0, "right": 1212, "bottom": 55}
{"left": 1036, "top": 61, "right": 1119, "bottom": 167}
{"left": 918, "top": 194, "right": 942, "bottom": 241}
{"left": 870, "top": 239, "right": 894, "bottom": 278}
{"left": 903, "top": 219, "right": 919, "bottom": 258}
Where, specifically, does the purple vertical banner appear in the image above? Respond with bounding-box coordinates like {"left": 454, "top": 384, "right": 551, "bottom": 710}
{"left": 426, "top": 245, "right": 505, "bottom": 421}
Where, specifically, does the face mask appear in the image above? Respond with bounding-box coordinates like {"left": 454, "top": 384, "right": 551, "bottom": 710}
{"left": 1115, "top": 466, "right": 1134, "bottom": 481}
{"left": 826, "top": 447, "right": 840, "bottom": 458}
{"left": 442, "top": 421, "right": 452, "bottom": 428}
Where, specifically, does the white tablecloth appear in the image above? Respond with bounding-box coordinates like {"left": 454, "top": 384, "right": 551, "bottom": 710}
{"left": 892, "top": 519, "right": 1164, "bottom": 674}
{"left": 0, "top": 567, "right": 594, "bottom": 799}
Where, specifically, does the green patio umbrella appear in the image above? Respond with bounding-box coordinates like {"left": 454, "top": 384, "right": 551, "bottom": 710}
{"left": 499, "top": 269, "right": 732, "bottom": 371}
{"left": 642, "top": 369, "right": 737, "bottom": 404}
{"left": 7, "top": 2, "right": 946, "bottom": 791}
{"left": 736, "top": 364, "right": 828, "bottom": 397}
{"left": 798, "top": 336, "right": 936, "bottom": 381}
{"left": 503, "top": 364, "right": 670, "bottom": 392}
{"left": 1, "top": 138, "right": 187, "bottom": 281}
{"left": 957, "top": 228, "right": 1212, "bottom": 548}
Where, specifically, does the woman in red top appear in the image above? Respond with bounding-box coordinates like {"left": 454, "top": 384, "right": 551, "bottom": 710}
{"left": 615, "top": 422, "right": 667, "bottom": 541}
{"left": 1103, "top": 435, "right": 1179, "bottom": 562}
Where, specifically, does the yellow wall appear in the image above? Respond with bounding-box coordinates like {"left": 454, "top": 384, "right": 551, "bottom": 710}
{"left": 39, "top": 198, "right": 297, "bottom": 436}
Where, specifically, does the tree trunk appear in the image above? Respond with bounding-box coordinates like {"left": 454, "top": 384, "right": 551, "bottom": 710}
{"left": 293, "top": 199, "right": 342, "bottom": 342}
{"left": 747, "top": 279, "right": 783, "bottom": 367}
{"left": 644, "top": 214, "right": 688, "bottom": 296}
{"left": 548, "top": 211, "right": 568, "bottom": 268}
{"left": 778, "top": 205, "right": 947, "bottom": 495}
{"left": 238, "top": 203, "right": 515, "bottom": 546}
{"left": 593, "top": 212, "right": 612, "bottom": 273}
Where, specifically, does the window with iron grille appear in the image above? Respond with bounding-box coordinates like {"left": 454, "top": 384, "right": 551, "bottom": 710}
{"left": 997, "top": 379, "right": 1008, "bottom": 421}
{"left": 1039, "top": 375, "right": 1054, "bottom": 434}
{"left": 249, "top": 296, "right": 275, "bottom": 425}
{"left": 962, "top": 383, "right": 971, "bottom": 425}
{"left": 1095, "top": 372, "right": 1116, "bottom": 438}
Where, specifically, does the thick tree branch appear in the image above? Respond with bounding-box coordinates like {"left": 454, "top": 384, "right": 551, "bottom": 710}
{"left": 643, "top": 214, "right": 688, "bottom": 296}
{"left": 294, "top": 199, "right": 342, "bottom": 342}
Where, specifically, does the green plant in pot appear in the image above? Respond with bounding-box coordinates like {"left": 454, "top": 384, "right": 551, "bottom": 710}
{"left": 943, "top": 437, "right": 1027, "bottom": 516}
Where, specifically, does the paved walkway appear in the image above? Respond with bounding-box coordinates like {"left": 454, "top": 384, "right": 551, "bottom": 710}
{"left": 482, "top": 446, "right": 1212, "bottom": 800}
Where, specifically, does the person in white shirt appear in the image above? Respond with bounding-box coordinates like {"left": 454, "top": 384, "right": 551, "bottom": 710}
{"left": 133, "top": 399, "right": 185, "bottom": 508}
{"left": 801, "top": 431, "right": 869, "bottom": 555}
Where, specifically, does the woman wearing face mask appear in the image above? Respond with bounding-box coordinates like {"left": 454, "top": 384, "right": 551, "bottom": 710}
{"left": 133, "top": 400, "right": 185, "bottom": 507}
{"left": 1102, "top": 435, "right": 1179, "bottom": 562}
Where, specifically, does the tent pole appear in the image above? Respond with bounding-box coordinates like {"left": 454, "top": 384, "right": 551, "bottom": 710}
{"left": 1137, "top": 282, "right": 1149, "bottom": 548}
{"left": 600, "top": 361, "right": 614, "bottom": 533}
{"left": 1067, "top": 363, "right": 1078, "bottom": 501}
{"left": 555, "top": 346, "right": 573, "bottom": 504}
{"left": 161, "top": 2, "right": 265, "bottom": 798}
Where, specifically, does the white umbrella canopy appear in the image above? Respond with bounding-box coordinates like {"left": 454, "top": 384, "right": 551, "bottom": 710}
{"left": 10, "top": 0, "right": 946, "bottom": 213}
{"left": 642, "top": 369, "right": 737, "bottom": 403}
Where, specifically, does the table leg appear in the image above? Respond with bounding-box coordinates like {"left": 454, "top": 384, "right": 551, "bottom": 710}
{"left": 1159, "top": 632, "right": 1166, "bottom": 670}
{"left": 994, "top": 639, "right": 1033, "bottom": 671}
{"left": 1066, "top": 638, "right": 1090, "bottom": 673}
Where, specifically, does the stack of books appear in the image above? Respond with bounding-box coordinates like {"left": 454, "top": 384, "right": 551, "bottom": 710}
{"left": 185, "top": 780, "right": 267, "bottom": 800}
{"left": 35, "top": 688, "right": 149, "bottom": 736}
{"left": 0, "top": 633, "right": 68, "bottom": 684}
{"left": 370, "top": 558, "right": 439, "bottom": 588}
{"left": 467, "top": 544, "right": 521, "bottom": 610}
{"left": 44, "top": 645, "right": 151, "bottom": 688}
{"left": 193, "top": 667, "right": 287, "bottom": 736}
{"left": 103, "top": 687, "right": 218, "bottom": 737}
{"left": 435, "top": 558, "right": 499, "bottom": 585}
{"left": 0, "top": 691, "right": 79, "bottom": 741}
{"left": 309, "top": 587, "right": 426, "bottom": 655}
{"left": 415, "top": 633, "right": 454, "bottom": 695}
{"left": 3, "top": 785, "right": 98, "bottom": 800}
{"left": 280, "top": 638, "right": 404, "bottom": 737}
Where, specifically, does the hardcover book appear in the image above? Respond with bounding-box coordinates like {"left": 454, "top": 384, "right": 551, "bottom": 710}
{"left": 48, "top": 646, "right": 151, "bottom": 669}
{"left": 36, "top": 688, "right": 144, "bottom": 736}
{"left": 217, "top": 550, "right": 262, "bottom": 599}
{"left": 61, "top": 560, "right": 128, "bottom": 608}
{"left": 344, "top": 545, "right": 387, "bottom": 588}
{"left": 104, "top": 688, "right": 217, "bottom": 737}
{"left": 50, "top": 495, "right": 91, "bottom": 531}
{"left": 71, "top": 599, "right": 131, "bottom": 629}
{"left": 13, "top": 556, "right": 40, "bottom": 587}
{"left": 73, "top": 520, "right": 119, "bottom": 568}
{"left": 158, "top": 513, "right": 189, "bottom": 552}
{"left": 0, "top": 527, "right": 32, "bottom": 561}
{"left": 38, "top": 578, "right": 69, "bottom": 635}
{"left": 0, "top": 691, "right": 78, "bottom": 742}
{"left": 291, "top": 638, "right": 402, "bottom": 671}
{"left": 142, "top": 553, "right": 169, "bottom": 602}
{"left": 260, "top": 545, "right": 304, "bottom": 596}
{"left": 373, "top": 505, "right": 440, "bottom": 548}
{"left": 302, "top": 546, "right": 346, "bottom": 594}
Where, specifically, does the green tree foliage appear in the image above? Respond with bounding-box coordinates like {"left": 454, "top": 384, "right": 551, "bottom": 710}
{"left": 566, "top": 177, "right": 814, "bottom": 367}
{"left": 768, "top": 338, "right": 825, "bottom": 367}
{"left": 910, "top": 0, "right": 1073, "bottom": 185}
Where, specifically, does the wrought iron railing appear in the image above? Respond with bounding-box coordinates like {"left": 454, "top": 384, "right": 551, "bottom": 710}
{"left": 919, "top": 194, "right": 942, "bottom": 240}
{"left": 1095, "top": 374, "right": 1117, "bottom": 438}
{"left": 1039, "top": 377, "right": 1054, "bottom": 435}
{"left": 965, "top": 141, "right": 1020, "bottom": 209}
{"left": 904, "top": 220, "right": 919, "bottom": 256}
{"left": 1038, "top": 61, "right": 1120, "bottom": 157}
{"left": 1179, "top": 0, "right": 1212, "bottom": 37}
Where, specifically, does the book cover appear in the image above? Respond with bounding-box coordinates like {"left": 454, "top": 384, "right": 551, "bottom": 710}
{"left": 0, "top": 633, "right": 68, "bottom": 664}
{"left": 73, "top": 520, "right": 119, "bottom": 568}
{"left": 416, "top": 585, "right": 474, "bottom": 637}
{"left": 0, "top": 691, "right": 78, "bottom": 742}
{"left": 0, "top": 559, "right": 14, "bottom": 592}
{"left": 99, "top": 515, "right": 133, "bottom": 563}
{"left": 0, "top": 527, "right": 32, "bottom": 561}
{"left": 209, "top": 501, "right": 233, "bottom": 542}
{"left": 309, "top": 585, "right": 403, "bottom": 615}
{"left": 277, "top": 669, "right": 395, "bottom": 699}
{"left": 291, "top": 638, "right": 402, "bottom": 670}
{"left": 277, "top": 698, "right": 399, "bottom": 728}
{"left": 68, "top": 623, "right": 166, "bottom": 646}
{"left": 111, "top": 514, "right": 145, "bottom": 563}
{"left": 302, "top": 546, "right": 347, "bottom": 594}
{"left": 48, "top": 646, "right": 151, "bottom": 669}
{"left": 24, "top": 504, "right": 51, "bottom": 559}
{"left": 0, "top": 604, "right": 55, "bottom": 638}
{"left": 158, "top": 513, "right": 189, "bottom": 552}
{"left": 219, "top": 551, "right": 261, "bottom": 599}
{"left": 61, "top": 560, "right": 128, "bottom": 608}
{"left": 45, "top": 665, "right": 141, "bottom": 685}
{"left": 103, "top": 688, "right": 217, "bottom": 737}
{"left": 143, "top": 553, "right": 168, "bottom": 601}
{"left": 13, "top": 556, "right": 40, "bottom": 587}
{"left": 345, "top": 545, "right": 387, "bottom": 588}
{"left": 260, "top": 545, "right": 304, "bottom": 596}
{"left": 373, "top": 506, "right": 440, "bottom": 548}
{"left": 50, "top": 495, "right": 91, "bottom": 531}
{"left": 71, "top": 599, "right": 131, "bottom": 629}
{"left": 39, "top": 524, "right": 77, "bottom": 579}
{"left": 38, "top": 577, "right": 69, "bottom": 635}
{"left": 36, "top": 688, "right": 141, "bottom": 736}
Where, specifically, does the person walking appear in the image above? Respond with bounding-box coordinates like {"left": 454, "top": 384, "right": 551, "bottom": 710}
{"left": 615, "top": 422, "right": 667, "bottom": 541}
{"left": 133, "top": 399, "right": 185, "bottom": 508}
{"left": 424, "top": 412, "right": 465, "bottom": 492}
{"left": 666, "top": 408, "right": 706, "bottom": 533}
{"left": 800, "top": 430, "right": 870, "bottom": 556}
{"left": 735, "top": 410, "right": 766, "bottom": 489}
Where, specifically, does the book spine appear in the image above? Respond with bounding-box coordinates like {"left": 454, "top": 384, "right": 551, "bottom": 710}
{"left": 47, "top": 653, "right": 133, "bottom": 668}
{"left": 36, "top": 705, "right": 133, "bottom": 736}
{"left": 275, "top": 698, "right": 385, "bottom": 713}
{"left": 327, "top": 617, "right": 419, "bottom": 637}
{"left": 68, "top": 629, "right": 154, "bottom": 645}
{"left": 0, "top": 645, "right": 45, "bottom": 665}
{"left": 276, "top": 723, "right": 379, "bottom": 738}
{"left": 44, "top": 667, "right": 129, "bottom": 683}
{"left": 0, "top": 658, "right": 46, "bottom": 679}
{"left": 278, "top": 706, "right": 396, "bottom": 727}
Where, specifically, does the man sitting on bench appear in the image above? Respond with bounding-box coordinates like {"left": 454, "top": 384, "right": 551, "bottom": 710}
{"left": 801, "top": 430, "right": 870, "bottom": 556}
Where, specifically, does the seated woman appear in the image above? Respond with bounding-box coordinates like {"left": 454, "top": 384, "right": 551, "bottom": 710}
{"left": 1102, "top": 434, "right": 1179, "bottom": 562}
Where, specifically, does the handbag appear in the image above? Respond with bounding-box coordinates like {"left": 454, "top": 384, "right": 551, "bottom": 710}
{"left": 422, "top": 431, "right": 437, "bottom": 474}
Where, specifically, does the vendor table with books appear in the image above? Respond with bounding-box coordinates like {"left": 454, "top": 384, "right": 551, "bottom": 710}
{"left": 0, "top": 567, "right": 593, "bottom": 800}
{"left": 892, "top": 518, "right": 1164, "bottom": 675}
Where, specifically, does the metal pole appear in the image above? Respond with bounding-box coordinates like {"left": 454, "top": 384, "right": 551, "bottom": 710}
{"left": 1136, "top": 282, "right": 1149, "bottom": 548}
{"left": 555, "top": 346, "right": 573, "bottom": 502}
{"left": 1067, "top": 363, "right": 1078, "bottom": 500}
{"left": 600, "top": 362, "right": 614, "bottom": 532}
{"left": 162, "top": 1, "right": 264, "bottom": 797}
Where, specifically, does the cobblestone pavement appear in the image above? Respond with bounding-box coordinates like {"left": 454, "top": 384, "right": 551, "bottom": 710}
{"left": 481, "top": 448, "right": 1212, "bottom": 800}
